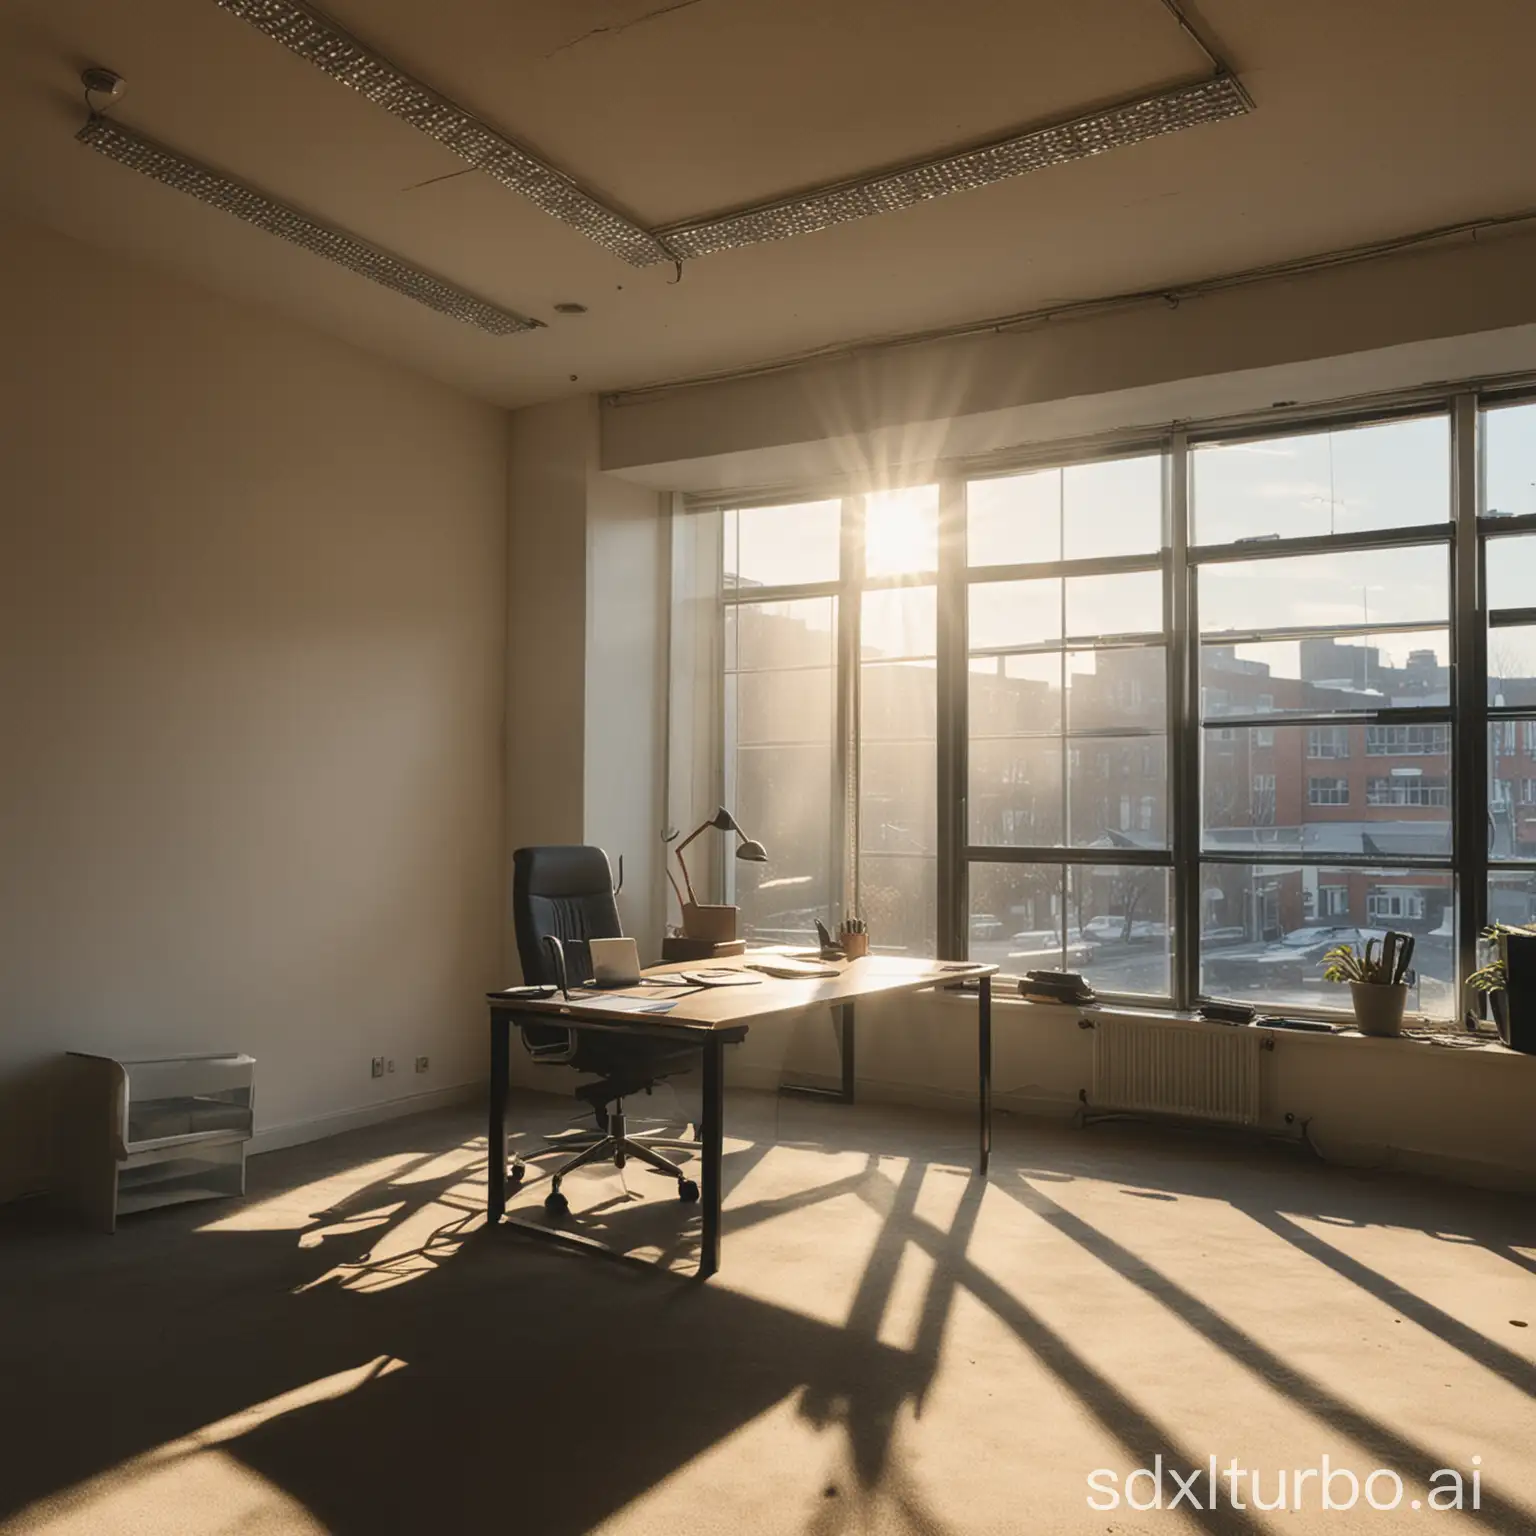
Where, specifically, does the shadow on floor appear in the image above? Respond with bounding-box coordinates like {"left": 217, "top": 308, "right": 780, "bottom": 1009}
{"left": 2, "top": 1093, "right": 1532, "bottom": 1536}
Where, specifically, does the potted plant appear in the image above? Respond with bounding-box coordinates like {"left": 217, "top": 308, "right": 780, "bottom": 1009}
{"left": 1469, "top": 922, "right": 1536, "bottom": 1049}
{"left": 1323, "top": 933, "right": 1413, "bottom": 1037}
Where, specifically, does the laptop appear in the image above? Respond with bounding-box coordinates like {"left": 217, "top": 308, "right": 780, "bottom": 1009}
{"left": 589, "top": 937, "right": 642, "bottom": 987}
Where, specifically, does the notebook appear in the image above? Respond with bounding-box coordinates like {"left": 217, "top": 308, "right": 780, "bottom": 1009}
{"left": 745, "top": 959, "right": 841, "bottom": 980}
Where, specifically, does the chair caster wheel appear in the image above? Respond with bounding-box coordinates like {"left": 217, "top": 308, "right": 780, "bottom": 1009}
{"left": 678, "top": 1179, "right": 700, "bottom": 1203}
{"left": 544, "top": 1189, "right": 570, "bottom": 1218}
{"left": 509, "top": 1159, "right": 526, "bottom": 1186}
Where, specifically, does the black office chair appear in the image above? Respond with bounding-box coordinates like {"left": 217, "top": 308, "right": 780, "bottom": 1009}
{"left": 510, "top": 845, "right": 701, "bottom": 1217}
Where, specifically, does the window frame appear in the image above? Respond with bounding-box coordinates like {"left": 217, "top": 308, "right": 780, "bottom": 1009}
{"left": 699, "top": 385, "right": 1536, "bottom": 1024}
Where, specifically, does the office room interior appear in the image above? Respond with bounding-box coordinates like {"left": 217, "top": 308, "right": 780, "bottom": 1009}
{"left": 3, "top": 1, "right": 1535, "bottom": 1533}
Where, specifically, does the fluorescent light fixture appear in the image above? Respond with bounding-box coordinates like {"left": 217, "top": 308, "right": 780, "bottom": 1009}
{"left": 77, "top": 115, "right": 540, "bottom": 335}
{"left": 213, "top": 0, "right": 671, "bottom": 268}
{"left": 658, "top": 75, "right": 1251, "bottom": 259}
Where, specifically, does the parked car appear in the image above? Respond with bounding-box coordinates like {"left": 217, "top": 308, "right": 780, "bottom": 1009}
{"left": 1203, "top": 925, "right": 1385, "bottom": 992}
{"left": 969, "top": 913, "right": 1004, "bottom": 941}
{"left": 1008, "top": 928, "right": 1095, "bottom": 967}
{"left": 1201, "top": 925, "right": 1248, "bottom": 948}
{"left": 1082, "top": 915, "right": 1166, "bottom": 944}
{"left": 1082, "top": 915, "right": 1130, "bottom": 942}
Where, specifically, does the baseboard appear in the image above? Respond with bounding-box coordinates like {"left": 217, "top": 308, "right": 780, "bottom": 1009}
{"left": 247, "top": 1083, "right": 482, "bottom": 1156}
{"left": 0, "top": 1168, "right": 56, "bottom": 1208}
{"left": 1308, "top": 1134, "right": 1536, "bottom": 1195}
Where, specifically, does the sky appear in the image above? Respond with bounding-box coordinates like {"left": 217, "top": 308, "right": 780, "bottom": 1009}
{"left": 722, "top": 403, "right": 1536, "bottom": 670}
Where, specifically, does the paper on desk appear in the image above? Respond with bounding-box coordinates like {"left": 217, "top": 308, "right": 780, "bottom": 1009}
{"left": 563, "top": 992, "right": 678, "bottom": 1014}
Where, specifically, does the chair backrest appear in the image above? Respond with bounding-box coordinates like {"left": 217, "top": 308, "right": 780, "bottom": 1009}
{"left": 512, "top": 845, "right": 623, "bottom": 988}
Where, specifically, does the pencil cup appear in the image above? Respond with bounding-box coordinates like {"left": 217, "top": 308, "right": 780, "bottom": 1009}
{"left": 840, "top": 929, "right": 870, "bottom": 959}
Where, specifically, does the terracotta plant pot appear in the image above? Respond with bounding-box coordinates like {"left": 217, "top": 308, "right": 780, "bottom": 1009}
{"left": 1349, "top": 981, "right": 1408, "bottom": 1037}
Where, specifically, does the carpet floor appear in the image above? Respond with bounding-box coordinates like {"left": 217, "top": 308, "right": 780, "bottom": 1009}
{"left": 1, "top": 1087, "right": 1533, "bottom": 1535}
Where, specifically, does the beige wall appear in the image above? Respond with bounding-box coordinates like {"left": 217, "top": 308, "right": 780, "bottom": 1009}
{"left": 505, "top": 397, "right": 591, "bottom": 888}
{"left": 0, "top": 214, "right": 509, "bottom": 1201}
{"left": 601, "top": 225, "right": 1536, "bottom": 492}
{"left": 504, "top": 397, "right": 670, "bottom": 972}
{"left": 585, "top": 469, "right": 668, "bottom": 960}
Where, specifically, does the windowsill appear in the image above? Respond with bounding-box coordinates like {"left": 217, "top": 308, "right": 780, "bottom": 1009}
{"left": 933, "top": 983, "right": 1526, "bottom": 1057}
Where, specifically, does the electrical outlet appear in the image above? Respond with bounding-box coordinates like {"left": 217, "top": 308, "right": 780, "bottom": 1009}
{"left": 414, "top": 1056, "right": 429, "bottom": 1074}
{"left": 370, "top": 1056, "right": 385, "bottom": 1079}
{"left": 386, "top": 1058, "right": 396, "bottom": 1074}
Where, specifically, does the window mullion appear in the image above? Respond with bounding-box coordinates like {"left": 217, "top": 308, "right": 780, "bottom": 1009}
{"left": 936, "top": 472, "right": 966, "bottom": 959}
{"left": 1453, "top": 393, "right": 1486, "bottom": 1000}
{"left": 1169, "top": 431, "right": 1197, "bottom": 1011}
{"left": 837, "top": 494, "right": 864, "bottom": 926}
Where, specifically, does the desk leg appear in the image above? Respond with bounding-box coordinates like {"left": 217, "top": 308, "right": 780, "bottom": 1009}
{"left": 488, "top": 1012, "right": 508, "bottom": 1223}
{"left": 778, "top": 1001, "right": 856, "bottom": 1104}
{"left": 699, "top": 1036, "right": 725, "bottom": 1279}
{"left": 839, "top": 1002, "right": 856, "bottom": 1103}
{"left": 978, "top": 974, "right": 992, "bottom": 1177}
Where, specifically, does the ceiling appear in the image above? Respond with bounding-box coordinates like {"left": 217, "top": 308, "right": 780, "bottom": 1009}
{"left": 2, "top": 0, "right": 1535, "bottom": 409}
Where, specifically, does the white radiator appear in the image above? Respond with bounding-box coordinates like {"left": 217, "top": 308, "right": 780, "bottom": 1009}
{"left": 1090, "top": 1018, "right": 1262, "bottom": 1126}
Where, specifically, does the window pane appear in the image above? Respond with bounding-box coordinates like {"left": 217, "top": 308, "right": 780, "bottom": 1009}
{"left": 1067, "top": 647, "right": 1166, "bottom": 731}
{"left": 725, "top": 598, "right": 836, "bottom": 673}
{"left": 725, "top": 500, "right": 840, "bottom": 588}
{"left": 1489, "top": 869, "right": 1536, "bottom": 927}
{"left": 866, "top": 485, "right": 938, "bottom": 576}
{"left": 1069, "top": 737, "right": 1167, "bottom": 847}
{"left": 1199, "top": 865, "right": 1454, "bottom": 1017}
{"left": 1489, "top": 719, "right": 1536, "bottom": 860}
{"left": 1201, "top": 632, "right": 1450, "bottom": 717}
{"left": 968, "top": 736, "right": 1063, "bottom": 846}
{"left": 861, "top": 647, "right": 935, "bottom": 863}
{"left": 1065, "top": 570, "right": 1163, "bottom": 640}
{"left": 1483, "top": 401, "right": 1536, "bottom": 519}
{"left": 967, "top": 863, "right": 1068, "bottom": 970}
{"left": 1199, "top": 545, "right": 1449, "bottom": 636}
{"left": 968, "top": 470, "right": 1060, "bottom": 567}
{"left": 724, "top": 597, "right": 838, "bottom": 945}
{"left": 1489, "top": 628, "right": 1536, "bottom": 706}
{"left": 1486, "top": 534, "right": 1536, "bottom": 706}
{"left": 860, "top": 577, "right": 935, "bottom": 954}
{"left": 1485, "top": 533, "right": 1536, "bottom": 610}
{"left": 860, "top": 854, "right": 936, "bottom": 958}
{"left": 969, "top": 579, "right": 1059, "bottom": 650}
{"left": 966, "top": 863, "right": 1172, "bottom": 998}
{"left": 1203, "top": 724, "right": 1451, "bottom": 858}
{"left": 1062, "top": 454, "right": 1164, "bottom": 559}
{"left": 1191, "top": 416, "right": 1449, "bottom": 544}
{"left": 863, "top": 585, "right": 936, "bottom": 660}
{"left": 969, "top": 652, "right": 1063, "bottom": 846}
{"left": 1071, "top": 865, "right": 1171, "bottom": 997}
{"left": 969, "top": 652, "right": 1062, "bottom": 736}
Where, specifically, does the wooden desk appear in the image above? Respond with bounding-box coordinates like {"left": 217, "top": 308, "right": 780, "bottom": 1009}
{"left": 486, "top": 954, "right": 997, "bottom": 1277}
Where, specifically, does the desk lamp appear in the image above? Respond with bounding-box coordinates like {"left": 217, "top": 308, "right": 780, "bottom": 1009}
{"left": 667, "top": 807, "right": 768, "bottom": 945}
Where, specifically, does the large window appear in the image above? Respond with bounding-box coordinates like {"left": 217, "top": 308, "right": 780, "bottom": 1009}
{"left": 701, "top": 389, "right": 1536, "bottom": 1023}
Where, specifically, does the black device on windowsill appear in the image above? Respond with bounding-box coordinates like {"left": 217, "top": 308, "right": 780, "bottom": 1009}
{"left": 1018, "top": 970, "right": 1096, "bottom": 1005}
{"left": 1199, "top": 1001, "right": 1256, "bottom": 1025}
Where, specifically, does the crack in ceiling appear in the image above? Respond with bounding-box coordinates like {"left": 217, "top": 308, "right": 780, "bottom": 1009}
{"left": 543, "top": 0, "right": 712, "bottom": 62}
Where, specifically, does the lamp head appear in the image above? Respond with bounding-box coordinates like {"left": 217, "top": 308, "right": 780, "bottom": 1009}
{"left": 735, "top": 839, "right": 769, "bottom": 863}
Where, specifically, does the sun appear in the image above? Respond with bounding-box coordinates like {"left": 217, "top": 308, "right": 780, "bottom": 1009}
{"left": 865, "top": 486, "right": 938, "bottom": 576}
